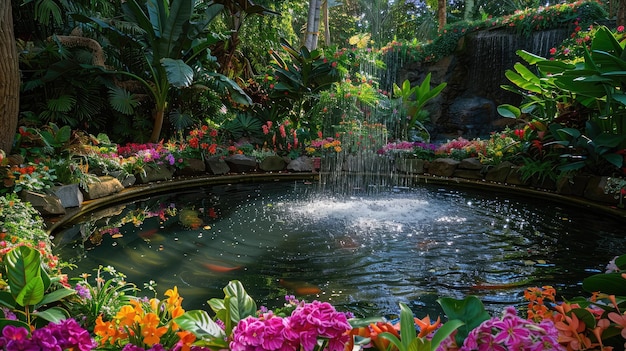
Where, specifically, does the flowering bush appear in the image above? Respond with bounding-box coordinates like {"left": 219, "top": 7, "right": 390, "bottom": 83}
{"left": 0, "top": 194, "right": 58, "bottom": 270}
{"left": 3, "top": 161, "right": 56, "bottom": 194}
{"left": 478, "top": 129, "right": 524, "bottom": 165}
{"left": 436, "top": 138, "right": 486, "bottom": 160}
{"left": 117, "top": 142, "right": 179, "bottom": 171}
{"left": 0, "top": 319, "right": 97, "bottom": 351}
{"left": 93, "top": 286, "right": 201, "bottom": 350}
{"left": 305, "top": 136, "right": 342, "bottom": 156}
{"left": 230, "top": 298, "right": 352, "bottom": 351}
{"left": 437, "top": 306, "right": 562, "bottom": 350}
{"left": 378, "top": 141, "right": 437, "bottom": 160}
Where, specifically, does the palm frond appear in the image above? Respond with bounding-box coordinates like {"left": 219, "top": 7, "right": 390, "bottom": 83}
{"left": 108, "top": 86, "right": 141, "bottom": 115}
{"left": 34, "top": 0, "right": 63, "bottom": 26}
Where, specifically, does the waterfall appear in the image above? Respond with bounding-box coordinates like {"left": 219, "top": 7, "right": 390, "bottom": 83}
{"left": 466, "top": 28, "right": 568, "bottom": 104}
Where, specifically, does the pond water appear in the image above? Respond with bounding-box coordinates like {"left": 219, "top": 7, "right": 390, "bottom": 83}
{"left": 53, "top": 180, "right": 626, "bottom": 318}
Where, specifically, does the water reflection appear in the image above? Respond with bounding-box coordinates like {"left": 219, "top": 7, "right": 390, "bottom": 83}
{"left": 53, "top": 181, "right": 625, "bottom": 317}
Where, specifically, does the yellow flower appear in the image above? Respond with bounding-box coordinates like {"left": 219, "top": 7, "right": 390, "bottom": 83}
{"left": 334, "top": 146, "right": 342, "bottom": 153}
{"left": 165, "top": 286, "right": 182, "bottom": 307}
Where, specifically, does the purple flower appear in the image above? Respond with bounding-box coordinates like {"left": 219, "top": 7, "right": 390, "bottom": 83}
{"left": 0, "top": 307, "right": 17, "bottom": 320}
{"left": 75, "top": 283, "right": 92, "bottom": 300}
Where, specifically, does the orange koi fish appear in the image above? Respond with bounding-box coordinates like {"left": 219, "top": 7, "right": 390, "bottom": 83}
{"left": 202, "top": 262, "right": 242, "bottom": 273}
{"left": 279, "top": 279, "right": 321, "bottom": 296}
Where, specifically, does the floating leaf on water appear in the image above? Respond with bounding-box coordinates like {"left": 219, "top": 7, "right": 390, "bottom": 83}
{"left": 523, "top": 260, "right": 535, "bottom": 266}
{"left": 537, "top": 259, "right": 546, "bottom": 264}
{"left": 203, "top": 225, "right": 211, "bottom": 230}
{"left": 112, "top": 233, "right": 123, "bottom": 239}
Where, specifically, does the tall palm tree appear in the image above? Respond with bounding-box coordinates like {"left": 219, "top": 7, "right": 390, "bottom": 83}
{"left": 0, "top": 1, "right": 19, "bottom": 153}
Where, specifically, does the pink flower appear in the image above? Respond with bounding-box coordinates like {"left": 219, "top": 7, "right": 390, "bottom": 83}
{"left": 549, "top": 47, "right": 557, "bottom": 55}
{"left": 230, "top": 313, "right": 298, "bottom": 351}
{"left": 619, "top": 26, "right": 625, "bottom": 33}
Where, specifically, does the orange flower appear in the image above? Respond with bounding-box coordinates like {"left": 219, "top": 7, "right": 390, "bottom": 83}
{"left": 554, "top": 311, "right": 593, "bottom": 350}
{"left": 369, "top": 322, "right": 399, "bottom": 351}
{"left": 141, "top": 312, "right": 161, "bottom": 329}
{"left": 414, "top": 315, "right": 441, "bottom": 338}
{"left": 94, "top": 315, "right": 124, "bottom": 345}
{"left": 176, "top": 330, "right": 196, "bottom": 351}
{"left": 115, "top": 304, "right": 141, "bottom": 327}
{"left": 142, "top": 325, "right": 168, "bottom": 346}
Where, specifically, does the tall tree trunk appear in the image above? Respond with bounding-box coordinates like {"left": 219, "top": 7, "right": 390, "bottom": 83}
{"left": 0, "top": 1, "right": 19, "bottom": 153}
{"left": 304, "top": 0, "right": 321, "bottom": 51}
{"left": 322, "top": 0, "right": 330, "bottom": 46}
{"left": 437, "top": 0, "right": 446, "bottom": 31}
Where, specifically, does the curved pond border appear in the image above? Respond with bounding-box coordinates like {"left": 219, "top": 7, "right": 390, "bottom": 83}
{"left": 48, "top": 171, "right": 626, "bottom": 235}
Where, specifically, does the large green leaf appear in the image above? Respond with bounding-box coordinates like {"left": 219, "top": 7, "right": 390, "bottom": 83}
{"left": 582, "top": 272, "right": 626, "bottom": 295}
{"left": 158, "top": 0, "right": 193, "bottom": 58}
{"left": 5, "top": 246, "right": 43, "bottom": 305}
{"left": 438, "top": 296, "right": 489, "bottom": 345}
{"left": 223, "top": 280, "right": 257, "bottom": 322}
{"left": 431, "top": 319, "right": 464, "bottom": 350}
{"left": 174, "top": 310, "right": 227, "bottom": 340}
{"left": 33, "top": 306, "right": 69, "bottom": 323}
{"left": 15, "top": 277, "right": 45, "bottom": 308}
{"left": 38, "top": 287, "right": 75, "bottom": 307}
{"left": 498, "top": 104, "right": 521, "bottom": 118}
{"left": 615, "top": 254, "right": 626, "bottom": 269}
{"left": 505, "top": 70, "right": 542, "bottom": 94}
{"left": 161, "top": 58, "right": 194, "bottom": 88}
{"left": 209, "top": 73, "right": 253, "bottom": 106}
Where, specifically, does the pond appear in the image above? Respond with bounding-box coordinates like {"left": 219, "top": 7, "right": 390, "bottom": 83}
{"left": 53, "top": 180, "right": 626, "bottom": 318}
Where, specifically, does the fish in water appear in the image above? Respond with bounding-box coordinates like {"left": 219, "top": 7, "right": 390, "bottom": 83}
{"left": 279, "top": 279, "right": 321, "bottom": 296}
{"left": 137, "top": 228, "right": 166, "bottom": 242}
{"left": 202, "top": 261, "right": 242, "bottom": 273}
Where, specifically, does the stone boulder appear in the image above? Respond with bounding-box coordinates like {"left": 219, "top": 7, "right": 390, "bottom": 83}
{"left": 53, "top": 183, "right": 84, "bottom": 208}
{"left": 206, "top": 156, "right": 230, "bottom": 175}
{"left": 137, "top": 165, "right": 174, "bottom": 184}
{"left": 259, "top": 156, "right": 287, "bottom": 172}
{"left": 427, "top": 158, "right": 459, "bottom": 177}
{"left": 485, "top": 162, "right": 513, "bottom": 183}
{"left": 287, "top": 156, "right": 313, "bottom": 172}
{"left": 84, "top": 176, "right": 124, "bottom": 200}
{"left": 224, "top": 155, "right": 257, "bottom": 173}
{"left": 176, "top": 158, "right": 206, "bottom": 176}
{"left": 584, "top": 176, "right": 618, "bottom": 204}
{"left": 19, "top": 191, "right": 65, "bottom": 216}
